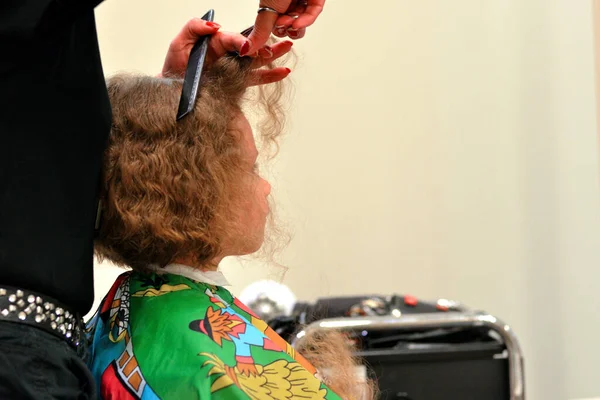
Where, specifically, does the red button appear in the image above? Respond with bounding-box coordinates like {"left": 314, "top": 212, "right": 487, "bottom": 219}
{"left": 404, "top": 295, "right": 418, "bottom": 307}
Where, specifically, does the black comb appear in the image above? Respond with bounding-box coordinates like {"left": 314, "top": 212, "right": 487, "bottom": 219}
{"left": 176, "top": 14, "right": 256, "bottom": 121}
{"left": 176, "top": 9, "right": 215, "bottom": 121}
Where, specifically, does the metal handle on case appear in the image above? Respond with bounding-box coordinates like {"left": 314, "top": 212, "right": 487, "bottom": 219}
{"left": 293, "top": 312, "right": 525, "bottom": 400}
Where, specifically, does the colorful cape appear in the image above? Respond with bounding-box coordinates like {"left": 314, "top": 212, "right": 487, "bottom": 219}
{"left": 86, "top": 271, "right": 341, "bottom": 400}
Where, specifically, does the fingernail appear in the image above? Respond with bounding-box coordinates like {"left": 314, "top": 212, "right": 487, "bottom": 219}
{"left": 240, "top": 40, "right": 250, "bottom": 56}
{"left": 275, "top": 28, "right": 286, "bottom": 37}
{"left": 285, "top": 68, "right": 291, "bottom": 74}
{"left": 206, "top": 22, "right": 221, "bottom": 29}
{"left": 287, "top": 29, "right": 298, "bottom": 38}
{"left": 260, "top": 46, "right": 274, "bottom": 58}
{"left": 275, "top": 25, "right": 286, "bottom": 29}
{"left": 288, "top": 13, "right": 300, "bottom": 19}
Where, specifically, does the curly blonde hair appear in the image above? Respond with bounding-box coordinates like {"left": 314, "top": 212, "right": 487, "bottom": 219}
{"left": 95, "top": 55, "right": 284, "bottom": 270}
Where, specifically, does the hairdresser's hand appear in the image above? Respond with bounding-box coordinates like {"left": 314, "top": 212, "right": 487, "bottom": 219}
{"left": 248, "top": 39, "right": 294, "bottom": 86}
{"left": 244, "top": 0, "right": 325, "bottom": 55}
{"left": 160, "top": 18, "right": 290, "bottom": 78}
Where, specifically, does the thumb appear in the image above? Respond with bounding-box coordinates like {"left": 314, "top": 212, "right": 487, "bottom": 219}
{"left": 245, "top": 5, "right": 288, "bottom": 54}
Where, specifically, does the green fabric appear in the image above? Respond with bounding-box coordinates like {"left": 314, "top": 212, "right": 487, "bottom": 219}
{"left": 87, "top": 271, "right": 342, "bottom": 400}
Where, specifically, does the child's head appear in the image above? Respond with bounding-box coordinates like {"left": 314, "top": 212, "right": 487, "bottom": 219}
{"left": 95, "top": 56, "right": 285, "bottom": 271}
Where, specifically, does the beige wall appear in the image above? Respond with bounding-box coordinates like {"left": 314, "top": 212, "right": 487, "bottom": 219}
{"left": 93, "top": 1, "right": 600, "bottom": 399}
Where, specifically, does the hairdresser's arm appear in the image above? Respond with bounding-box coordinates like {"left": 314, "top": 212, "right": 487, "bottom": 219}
{"left": 161, "top": 19, "right": 293, "bottom": 84}
{"left": 0, "top": 0, "right": 104, "bottom": 47}
{"left": 245, "top": 0, "right": 326, "bottom": 54}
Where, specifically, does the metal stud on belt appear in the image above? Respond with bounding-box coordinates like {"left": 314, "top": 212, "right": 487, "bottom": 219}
{"left": 0, "top": 287, "right": 82, "bottom": 347}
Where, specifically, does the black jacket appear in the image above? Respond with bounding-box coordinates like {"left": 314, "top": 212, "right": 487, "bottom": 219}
{"left": 0, "top": 0, "right": 111, "bottom": 313}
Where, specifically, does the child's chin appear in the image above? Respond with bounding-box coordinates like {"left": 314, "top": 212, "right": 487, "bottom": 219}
{"left": 234, "top": 235, "right": 265, "bottom": 256}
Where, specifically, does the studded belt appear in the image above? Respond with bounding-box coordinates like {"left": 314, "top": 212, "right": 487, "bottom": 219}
{"left": 0, "top": 286, "right": 83, "bottom": 348}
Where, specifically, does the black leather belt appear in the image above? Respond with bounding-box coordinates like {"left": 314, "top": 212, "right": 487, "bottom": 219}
{"left": 0, "top": 286, "right": 83, "bottom": 348}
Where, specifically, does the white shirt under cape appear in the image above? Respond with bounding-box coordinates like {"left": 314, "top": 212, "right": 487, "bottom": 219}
{"left": 147, "top": 263, "right": 230, "bottom": 287}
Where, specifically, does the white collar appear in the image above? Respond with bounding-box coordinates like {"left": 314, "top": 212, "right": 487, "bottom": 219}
{"left": 149, "top": 263, "right": 230, "bottom": 286}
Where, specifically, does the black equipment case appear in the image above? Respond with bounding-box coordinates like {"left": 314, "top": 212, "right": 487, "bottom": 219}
{"left": 270, "top": 295, "right": 525, "bottom": 400}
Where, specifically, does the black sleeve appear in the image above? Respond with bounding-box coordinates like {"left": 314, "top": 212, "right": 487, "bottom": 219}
{"left": 0, "top": 0, "right": 105, "bottom": 49}
{"left": 0, "top": 1, "right": 111, "bottom": 312}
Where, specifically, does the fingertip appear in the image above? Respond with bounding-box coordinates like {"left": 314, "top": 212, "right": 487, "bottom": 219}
{"left": 275, "top": 40, "right": 294, "bottom": 48}
{"left": 291, "top": 15, "right": 317, "bottom": 30}
{"left": 294, "top": 29, "right": 306, "bottom": 40}
{"left": 206, "top": 22, "right": 221, "bottom": 30}
{"left": 273, "top": 28, "right": 287, "bottom": 38}
{"left": 260, "top": 45, "right": 274, "bottom": 59}
{"left": 251, "top": 12, "right": 279, "bottom": 52}
{"left": 291, "top": 20, "right": 304, "bottom": 30}
{"left": 240, "top": 40, "right": 251, "bottom": 56}
{"left": 276, "top": 15, "right": 296, "bottom": 27}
